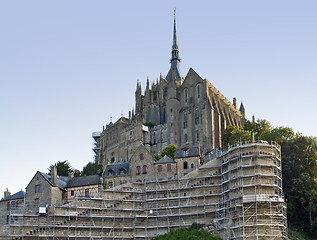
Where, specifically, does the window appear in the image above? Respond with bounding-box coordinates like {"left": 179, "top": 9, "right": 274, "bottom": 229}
{"left": 34, "top": 198, "right": 39, "bottom": 207}
{"left": 184, "top": 192, "right": 187, "bottom": 197}
{"left": 85, "top": 189, "right": 89, "bottom": 197}
{"left": 184, "top": 89, "right": 188, "bottom": 103}
{"left": 142, "top": 165, "right": 147, "bottom": 174}
{"left": 196, "top": 130, "right": 200, "bottom": 142}
{"left": 167, "top": 164, "right": 171, "bottom": 172}
{"left": 140, "top": 153, "right": 143, "bottom": 160}
{"left": 107, "top": 169, "right": 115, "bottom": 176}
{"left": 136, "top": 166, "right": 141, "bottom": 175}
{"left": 197, "top": 84, "right": 200, "bottom": 98}
{"left": 109, "top": 182, "right": 113, "bottom": 188}
{"left": 158, "top": 165, "right": 162, "bottom": 172}
{"left": 184, "top": 161, "right": 188, "bottom": 169}
{"left": 153, "top": 132, "right": 156, "bottom": 144}
{"left": 120, "top": 168, "right": 126, "bottom": 175}
{"left": 195, "top": 109, "right": 199, "bottom": 125}
{"left": 191, "top": 163, "right": 194, "bottom": 169}
{"left": 183, "top": 112, "right": 188, "bottom": 128}
{"left": 182, "top": 147, "right": 189, "bottom": 157}
{"left": 185, "top": 134, "right": 188, "bottom": 142}
{"left": 35, "top": 184, "right": 40, "bottom": 193}
{"left": 111, "top": 152, "right": 115, "bottom": 163}
{"left": 71, "top": 190, "right": 74, "bottom": 196}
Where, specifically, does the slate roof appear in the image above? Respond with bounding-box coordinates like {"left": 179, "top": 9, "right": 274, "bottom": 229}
{"left": 66, "top": 175, "right": 101, "bottom": 188}
{"left": 39, "top": 172, "right": 69, "bottom": 190}
{"left": 0, "top": 190, "right": 25, "bottom": 202}
{"left": 155, "top": 155, "right": 174, "bottom": 164}
{"left": 105, "top": 162, "right": 129, "bottom": 177}
{"left": 174, "top": 143, "right": 200, "bottom": 158}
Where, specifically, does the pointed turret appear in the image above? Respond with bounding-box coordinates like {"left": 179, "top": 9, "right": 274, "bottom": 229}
{"left": 239, "top": 102, "right": 245, "bottom": 119}
{"left": 166, "top": 9, "right": 183, "bottom": 82}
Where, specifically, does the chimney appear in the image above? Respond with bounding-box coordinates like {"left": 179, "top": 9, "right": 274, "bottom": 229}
{"left": 51, "top": 165, "right": 58, "bottom": 186}
{"left": 4, "top": 188, "right": 10, "bottom": 199}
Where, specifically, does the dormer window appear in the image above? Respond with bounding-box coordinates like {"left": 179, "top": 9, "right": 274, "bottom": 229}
{"left": 182, "top": 147, "right": 189, "bottom": 157}
{"left": 107, "top": 169, "right": 115, "bottom": 176}
{"left": 119, "top": 168, "right": 126, "bottom": 175}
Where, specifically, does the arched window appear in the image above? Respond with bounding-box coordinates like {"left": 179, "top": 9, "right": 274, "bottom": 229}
{"left": 197, "top": 84, "right": 200, "bottom": 98}
{"left": 184, "top": 89, "right": 188, "bottom": 103}
{"left": 183, "top": 112, "right": 188, "bottom": 129}
{"left": 143, "top": 165, "right": 147, "bottom": 174}
{"left": 136, "top": 166, "right": 141, "bottom": 175}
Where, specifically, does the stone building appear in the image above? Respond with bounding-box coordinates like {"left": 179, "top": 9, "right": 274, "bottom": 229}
{"left": 0, "top": 190, "right": 25, "bottom": 226}
{"left": 93, "top": 14, "right": 246, "bottom": 176}
{"left": 25, "top": 166, "right": 69, "bottom": 214}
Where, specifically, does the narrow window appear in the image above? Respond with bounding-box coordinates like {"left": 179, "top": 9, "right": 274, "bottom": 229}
{"left": 184, "top": 161, "right": 188, "bottom": 169}
{"left": 85, "top": 189, "right": 89, "bottom": 197}
{"left": 195, "top": 109, "right": 199, "bottom": 125}
{"left": 191, "top": 163, "right": 194, "bottom": 169}
{"left": 136, "top": 166, "right": 141, "bottom": 175}
{"left": 167, "top": 164, "right": 171, "bottom": 172}
{"left": 111, "top": 152, "right": 115, "bottom": 163}
{"left": 71, "top": 190, "right": 74, "bottom": 196}
{"left": 158, "top": 165, "right": 162, "bottom": 172}
{"left": 184, "top": 89, "right": 188, "bottom": 103}
{"left": 185, "top": 134, "right": 188, "bottom": 143}
{"left": 143, "top": 165, "right": 147, "bottom": 174}
{"left": 35, "top": 185, "right": 40, "bottom": 193}
{"left": 196, "top": 130, "right": 200, "bottom": 142}
{"left": 197, "top": 84, "right": 200, "bottom": 98}
{"left": 140, "top": 153, "right": 143, "bottom": 160}
{"left": 183, "top": 112, "right": 188, "bottom": 129}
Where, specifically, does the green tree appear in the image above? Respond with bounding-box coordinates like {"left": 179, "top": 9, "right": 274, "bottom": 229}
{"left": 222, "top": 125, "right": 251, "bottom": 147}
{"left": 81, "top": 161, "right": 103, "bottom": 176}
{"left": 48, "top": 160, "right": 73, "bottom": 176}
{"left": 156, "top": 144, "right": 177, "bottom": 160}
{"left": 151, "top": 223, "right": 222, "bottom": 240}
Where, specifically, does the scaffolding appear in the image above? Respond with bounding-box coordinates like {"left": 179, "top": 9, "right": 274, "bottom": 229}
{"left": 0, "top": 142, "right": 287, "bottom": 240}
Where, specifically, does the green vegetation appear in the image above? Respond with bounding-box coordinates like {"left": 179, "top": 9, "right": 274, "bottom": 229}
{"left": 81, "top": 160, "right": 103, "bottom": 176}
{"left": 224, "top": 120, "right": 317, "bottom": 238}
{"left": 155, "top": 144, "right": 177, "bottom": 160}
{"left": 48, "top": 160, "right": 74, "bottom": 176}
{"left": 151, "top": 223, "right": 222, "bottom": 240}
{"left": 144, "top": 121, "right": 157, "bottom": 128}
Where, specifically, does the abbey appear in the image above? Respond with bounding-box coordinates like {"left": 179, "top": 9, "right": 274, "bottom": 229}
{"left": 93, "top": 14, "right": 246, "bottom": 170}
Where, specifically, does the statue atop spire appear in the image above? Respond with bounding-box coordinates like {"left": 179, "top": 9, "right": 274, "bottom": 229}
{"left": 166, "top": 8, "right": 183, "bottom": 82}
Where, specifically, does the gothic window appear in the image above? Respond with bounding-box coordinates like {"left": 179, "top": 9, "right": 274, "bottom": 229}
{"left": 184, "top": 161, "right": 188, "bottom": 169}
{"left": 196, "top": 130, "right": 200, "bottom": 142}
{"left": 195, "top": 109, "right": 200, "bottom": 125}
{"left": 184, "top": 89, "right": 188, "bottom": 103}
{"left": 111, "top": 152, "right": 115, "bottom": 163}
{"left": 158, "top": 165, "right": 162, "bottom": 172}
{"left": 167, "top": 164, "right": 171, "bottom": 172}
{"left": 140, "top": 153, "right": 143, "bottom": 160}
{"left": 142, "top": 165, "right": 147, "bottom": 174}
{"left": 185, "top": 134, "right": 188, "bottom": 143}
{"left": 136, "top": 166, "right": 141, "bottom": 175}
{"left": 183, "top": 112, "right": 188, "bottom": 128}
{"left": 197, "top": 84, "right": 200, "bottom": 98}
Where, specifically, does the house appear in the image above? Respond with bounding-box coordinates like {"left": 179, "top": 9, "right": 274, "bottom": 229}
{"left": 0, "top": 189, "right": 25, "bottom": 225}
{"left": 25, "top": 165, "right": 69, "bottom": 214}
{"left": 65, "top": 175, "right": 101, "bottom": 201}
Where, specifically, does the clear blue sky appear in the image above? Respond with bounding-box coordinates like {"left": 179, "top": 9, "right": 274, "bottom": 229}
{"left": 1, "top": 1, "right": 316, "bottom": 196}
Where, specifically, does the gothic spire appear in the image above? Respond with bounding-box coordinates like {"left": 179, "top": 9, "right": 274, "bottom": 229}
{"left": 166, "top": 9, "right": 183, "bottom": 82}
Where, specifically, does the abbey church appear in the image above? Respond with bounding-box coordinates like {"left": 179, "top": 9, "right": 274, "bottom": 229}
{"left": 94, "top": 14, "right": 246, "bottom": 171}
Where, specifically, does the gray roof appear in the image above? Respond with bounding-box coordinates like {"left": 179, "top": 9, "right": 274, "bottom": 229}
{"left": 0, "top": 190, "right": 25, "bottom": 202}
{"left": 174, "top": 143, "right": 200, "bottom": 158}
{"left": 105, "top": 162, "right": 129, "bottom": 177}
{"left": 39, "top": 172, "right": 69, "bottom": 190}
{"left": 66, "top": 175, "right": 101, "bottom": 188}
{"left": 155, "top": 155, "right": 174, "bottom": 164}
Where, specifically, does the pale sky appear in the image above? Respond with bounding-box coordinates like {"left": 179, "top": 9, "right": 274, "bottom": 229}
{"left": 1, "top": 1, "right": 316, "bottom": 196}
